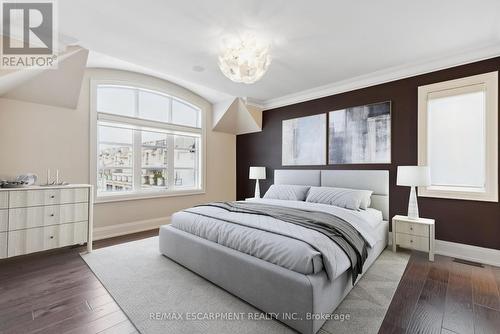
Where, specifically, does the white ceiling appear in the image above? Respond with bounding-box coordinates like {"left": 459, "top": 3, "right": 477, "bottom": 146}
{"left": 59, "top": 0, "right": 500, "bottom": 107}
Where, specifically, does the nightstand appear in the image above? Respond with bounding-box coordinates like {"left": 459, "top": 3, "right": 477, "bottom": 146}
{"left": 392, "top": 215, "right": 435, "bottom": 261}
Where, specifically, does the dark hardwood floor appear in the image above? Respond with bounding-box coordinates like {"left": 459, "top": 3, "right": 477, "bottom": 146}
{"left": 1, "top": 231, "right": 499, "bottom": 334}
{"left": 380, "top": 251, "right": 500, "bottom": 334}
{"left": 0, "top": 229, "right": 158, "bottom": 334}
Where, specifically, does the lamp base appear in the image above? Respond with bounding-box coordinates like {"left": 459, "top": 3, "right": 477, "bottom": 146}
{"left": 254, "top": 179, "right": 261, "bottom": 198}
{"left": 407, "top": 186, "right": 419, "bottom": 219}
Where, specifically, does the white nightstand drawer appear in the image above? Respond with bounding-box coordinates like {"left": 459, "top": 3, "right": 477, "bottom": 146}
{"left": 8, "top": 203, "right": 89, "bottom": 231}
{"left": 396, "top": 233, "right": 429, "bottom": 252}
{"left": 396, "top": 221, "right": 429, "bottom": 237}
{"left": 0, "top": 232, "right": 7, "bottom": 258}
{"left": 9, "top": 188, "right": 89, "bottom": 208}
{"left": 7, "top": 221, "right": 88, "bottom": 257}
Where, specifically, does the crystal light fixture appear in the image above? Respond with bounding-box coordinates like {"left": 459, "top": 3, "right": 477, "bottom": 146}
{"left": 218, "top": 34, "right": 271, "bottom": 84}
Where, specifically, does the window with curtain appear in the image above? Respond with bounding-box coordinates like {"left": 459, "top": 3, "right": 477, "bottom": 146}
{"left": 417, "top": 71, "right": 498, "bottom": 202}
{"left": 93, "top": 84, "right": 203, "bottom": 200}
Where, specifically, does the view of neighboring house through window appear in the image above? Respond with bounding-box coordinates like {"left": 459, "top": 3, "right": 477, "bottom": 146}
{"left": 94, "top": 84, "right": 202, "bottom": 199}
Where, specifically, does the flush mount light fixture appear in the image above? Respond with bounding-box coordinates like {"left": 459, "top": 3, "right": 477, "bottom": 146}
{"left": 218, "top": 34, "right": 271, "bottom": 84}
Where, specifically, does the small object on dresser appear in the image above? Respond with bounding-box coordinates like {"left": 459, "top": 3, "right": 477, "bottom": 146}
{"left": 1, "top": 181, "right": 28, "bottom": 188}
{"left": 0, "top": 174, "right": 38, "bottom": 188}
{"left": 15, "top": 173, "right": 38, "bottom": 185}
{"left": 392, "top": 215, "right": 435, "bottom": 261}
{"left": 41, "top": 169, "right": 69, "bottom": 186}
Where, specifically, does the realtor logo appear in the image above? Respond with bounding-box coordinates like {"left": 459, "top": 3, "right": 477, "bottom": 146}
{"left": 1, "top": 0, "right": 58, "bottom": 68}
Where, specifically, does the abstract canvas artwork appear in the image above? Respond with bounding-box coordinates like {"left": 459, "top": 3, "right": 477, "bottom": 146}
{"left": 328, "top": 101, "right": 391, "bottom": 164}
{"left": 282, "top": 114, "right": 326, "bottom": 165}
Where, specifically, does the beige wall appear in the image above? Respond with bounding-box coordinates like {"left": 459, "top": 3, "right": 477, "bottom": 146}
{"left": 0, "top": 69, "right": 236, "bottom": 230}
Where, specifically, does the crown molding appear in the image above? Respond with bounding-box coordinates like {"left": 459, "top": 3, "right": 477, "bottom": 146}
{"left": 261, "top": 43, "right": 500, "bottom": 111}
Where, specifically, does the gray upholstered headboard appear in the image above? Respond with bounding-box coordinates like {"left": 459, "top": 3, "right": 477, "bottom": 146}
{"left": 274, "top": 170, "right": 321, "bottom": 187}
{"left": 274, "top": 169, "right": 389, "bottom": 220}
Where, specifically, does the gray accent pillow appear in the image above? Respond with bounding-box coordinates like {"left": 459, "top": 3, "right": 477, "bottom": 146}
{"left": 263, "top": 185, "right": 311, "bottom": 201}
{"left": 305, "top": 186, "right": 373, "bottom": 210}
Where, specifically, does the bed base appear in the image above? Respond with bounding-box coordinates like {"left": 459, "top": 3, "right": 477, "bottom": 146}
{"left": 159, "top": 225, "right": 387, "bottom": 334}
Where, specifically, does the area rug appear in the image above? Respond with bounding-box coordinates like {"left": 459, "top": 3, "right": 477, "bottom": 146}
{"left": 81, "top": 237, "right": 409, "bottom": 334}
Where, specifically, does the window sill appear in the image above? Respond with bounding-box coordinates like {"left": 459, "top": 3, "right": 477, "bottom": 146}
{"left": 418, "top": 186, "right": 498, "bottom": 203}
{"left": 94, "top": 188, "right": 206, "bottom": 204}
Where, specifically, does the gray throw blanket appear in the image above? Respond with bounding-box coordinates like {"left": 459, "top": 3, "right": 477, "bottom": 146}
{"left": 190, "top": 201, "right": 368, "bottom": 284}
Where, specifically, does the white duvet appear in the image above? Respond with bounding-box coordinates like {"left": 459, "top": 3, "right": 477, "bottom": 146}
{"left": 170, "top": 199, "right": 385, "bottom": 280}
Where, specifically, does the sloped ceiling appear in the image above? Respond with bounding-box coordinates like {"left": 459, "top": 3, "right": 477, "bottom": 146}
{"left": 0, "top": 46, "right": 88, "bottom": 109}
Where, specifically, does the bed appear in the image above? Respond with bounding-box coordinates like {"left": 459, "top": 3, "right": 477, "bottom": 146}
{"left": 159, "top": 170, "right": 389, "bottom": 334}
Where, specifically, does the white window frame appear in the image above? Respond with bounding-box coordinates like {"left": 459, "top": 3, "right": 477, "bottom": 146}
{"left": 418, "top": 71, "right": 498, "bottom": 202}
{"left": 90, "top": 79, "right": 206, "bottom": 203}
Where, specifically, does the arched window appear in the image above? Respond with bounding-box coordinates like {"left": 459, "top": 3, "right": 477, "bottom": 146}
{"left": 91, "top": 82, "right": 204, "bottom": 201}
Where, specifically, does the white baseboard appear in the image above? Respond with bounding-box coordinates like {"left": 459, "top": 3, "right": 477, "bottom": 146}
{"left": 93, "top": 216, "right": 170, "bottom": 241}
{"left": 389, "top": 232, "right": 500, "bottom": 267}
{"left": 435, "top": 239, "right": 500, "bottom": 267}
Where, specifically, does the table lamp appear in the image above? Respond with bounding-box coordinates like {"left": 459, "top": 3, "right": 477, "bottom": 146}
{"left": 249, "top": 167, "right": 266, "bottom": 198}
{"left": 397, "top": 166, "right": 430, "bottom": 219}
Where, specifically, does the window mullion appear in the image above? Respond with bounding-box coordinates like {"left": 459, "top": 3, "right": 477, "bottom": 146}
{"left": 167, "top": 135, "right": 175, "bottom": 189}
{"left": 195, "top": 138, "right": 200, "bottom": 188}
{"left": 98, "top": 112, "right": 202, "bottom": 135}
{"left": 133, "top": 89, "right": 142, "bottom": 192}
{"left": 133, "top": 130, "right": 142, "bottom": 192}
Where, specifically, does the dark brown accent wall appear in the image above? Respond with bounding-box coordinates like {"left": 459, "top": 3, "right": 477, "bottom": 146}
{"left": 236, "top": 57, "right": 500, "bottom": 250}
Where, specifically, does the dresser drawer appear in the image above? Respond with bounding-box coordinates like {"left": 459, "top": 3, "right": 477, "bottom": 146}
{"left": 396, "top": 233, "right": 429, "bottom": 252}
{"left": 9, "top": 188, "right": 89, "bottom": 208}
{"left": 395, "top": 221, "right": 429, "bottom": 237}
{"left": 8, "top": 203, "right": 88, "bottom": 231}
{"left": 0, "top": 210, "right": 7, "bottom": 232}
{"left": 0, "top": 192, "right": 8, "bottom": 209}
{"left": 58, "top": 221, "right": 88, "bottom": 247}
{"left": 0, "top": 232, "right": 7, "bottom": 259}
{"left": 7, "top": 221, "right": 88, "bottom": 257}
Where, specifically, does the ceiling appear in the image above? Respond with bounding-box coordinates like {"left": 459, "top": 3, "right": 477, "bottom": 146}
{"left": 59, "top": 0, "right": 500, "bottom": 108}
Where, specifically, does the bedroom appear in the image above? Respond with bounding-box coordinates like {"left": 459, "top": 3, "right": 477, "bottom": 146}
{"left": 0, "top": 1, "right": 499, "bottom": 333}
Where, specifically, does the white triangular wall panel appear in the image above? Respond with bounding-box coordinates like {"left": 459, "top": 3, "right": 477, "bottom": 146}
{"left": 0, "top": 36, "right": 47, "bottom": 95}
{"left": 1, "top": 46, "right": 88, "bottom": 109}
{"left": 235, "top": 99, "right": 262, "bottom": 134}
{"left": 0, "top": 67, "right": 46, "bottom": 95}
{"left": 0, "top": 35, "right": 76, "bottom": 93}
{"left": 212, "top": 97, "right": 262, "bottom": 135}
{"left": 245, "top": 102, "right": 263, "bottom": 131}
{"left": 212, "top": 98, "right": 238, "bottom": 131}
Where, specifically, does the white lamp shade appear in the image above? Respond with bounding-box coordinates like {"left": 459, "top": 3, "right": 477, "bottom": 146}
{"left": 397, "top": 166, "right": 431, "bottom": 186}
{"left": 249, "top": 166, "right": 266, "bottom": 180}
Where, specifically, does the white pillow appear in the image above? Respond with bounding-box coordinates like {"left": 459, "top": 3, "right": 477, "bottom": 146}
{"left": 360, "top": 194, "right": 371, "bottom": 210}
{"left": 263, "top": 184, "right": 311, "bottom": 201}
{"left": 305, "top": 186, "right": 373, "bottom": 210}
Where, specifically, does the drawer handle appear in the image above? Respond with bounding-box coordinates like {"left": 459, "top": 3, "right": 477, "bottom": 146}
{"left": 50, "top": 213, "right": 54, "bottom": 217}
{"left": 50, "top": 195, "right": 55, "bottom": 199}
{"left": 50, "top": 236, "right": 54, "bottom": 239}
{"left": 410, "top": 239, "right": 413, "bottom": 243}
{"left": 410, "top": 227, "right": 413, "bottom": 231}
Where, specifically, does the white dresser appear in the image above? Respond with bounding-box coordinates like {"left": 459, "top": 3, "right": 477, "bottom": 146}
{"left": 0, "top": 185, "right": 93, "bottom": 259}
